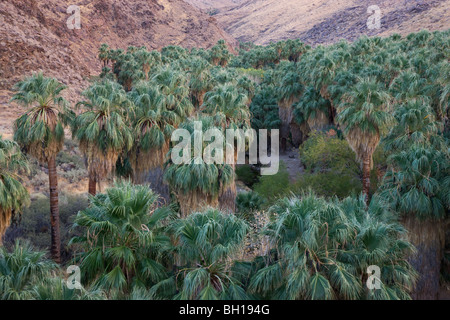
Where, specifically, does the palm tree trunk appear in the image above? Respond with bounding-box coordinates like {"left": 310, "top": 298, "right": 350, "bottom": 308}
{"left": 362, "top": 153, "right": 371, "bottom": 204}
{"left": 141, "top": 167, "right": 170, "bottom": 205}
{"left": 48, "top": 156, "right": 61, "bottom": 264}
{"left": 402, "top": 215, "right": 445, "bottom": 299}
{"left": 88, "top": 175, "right": 96, "bottom": 196}
{"left": 219, "top": 159, "right": 236, "bottom": 213}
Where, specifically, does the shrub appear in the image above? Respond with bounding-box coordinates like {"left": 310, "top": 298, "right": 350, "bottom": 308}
{"left": 236, "top": 191, "right": 266, "bottom": 221}
{"left": 4, "top": 193, "right": 89, "bottom": 263}
{"left": 235, "top": 164, "right": 259, "bottom": 187}
{"left": 253, "top": 162, "right": 290, "bottom": 205}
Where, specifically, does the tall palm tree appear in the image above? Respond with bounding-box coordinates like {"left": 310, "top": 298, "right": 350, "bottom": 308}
{"left": 0, "top": 136, "right": 29, "bottom": 244}
{"left": 127, "top": 83, "right": 179, "bottom": 202}
{"left": 377, "top": 145, "right": 449, "bottom": 299}
{"left": 203, "top": 84, "right": 251, "bottom": 213}
{"left": 276, "top": 68, "right": 303, "bottom": 151}
{"left": 164, "top": 117, "right": 234, "bottom": 216}
{"left": 12, "top": 73, "right": 69, "bottom": 263}
{"left": 186, "top": 57, "right": 213, "bottom": 108}
{"left": 150, "top": 67, "right": 194, "bottom": 118}
{"left": 73, "top": 80, "right": 133, "bottom": 196}
{"left": 337, "top": 78, "right": 393, "bottom": 202}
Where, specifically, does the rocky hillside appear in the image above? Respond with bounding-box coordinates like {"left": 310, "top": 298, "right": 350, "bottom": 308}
{"left": 0, "top": 0, "right": 236, "bottom": 94}
{"left": 0, "top": 0, "right": 237, "bottom": 138}
{"left": 191, "top": 0, "right": 450, "bottom": 45}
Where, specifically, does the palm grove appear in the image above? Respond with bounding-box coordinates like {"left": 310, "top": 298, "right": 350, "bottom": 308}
{"left": 0, "top": 30, "right": 449, "bottom": 300}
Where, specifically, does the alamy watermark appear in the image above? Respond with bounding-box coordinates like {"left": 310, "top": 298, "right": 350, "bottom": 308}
{"left": 66, "top": 5, "right": 81, "bottom": 30}
{"left": 366, "top": 265, "right": 382, "bottom": 290}
{"left": 66, "top": 265, "right": 83, "bottom": 289}
{"left": 171, "top": 122, "right": 280, "bottom": 175}
{"left": 367, "top": 5, "right": 381, "bottom": 30}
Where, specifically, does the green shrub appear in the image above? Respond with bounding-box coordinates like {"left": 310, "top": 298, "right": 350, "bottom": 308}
{"left": 299, "top": 131, "right": 360, "bottom": 174}
{"left": 236, "top": 191, "right": 266, "bottom": 221}
{"left": 4, "top": 193, "right": 89, "bottom": 263}
{"left": 291, "top": 172, "right": 362, "bottom": 198}
{"left": 235, "top": 164, "right": 259, "bottom": 187}
{"left": 253, "top": 162, "right": 289, "bottom": 205}
{"left": 296, "top": 132, "right": 384, "bottom": 198}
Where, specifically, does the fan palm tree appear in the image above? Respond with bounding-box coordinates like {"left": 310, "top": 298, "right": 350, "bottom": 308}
{"left": 209, "top": 40, "right": 231, "bottom": 67}
{"left": 127, "top": 83, "right": 179, "bottom": 202}
{"left": 186, "top": 57, "right": 213, "bottom": 108}
{"left": 294, "top": 86, "right": 331, "bottom": 133}
{"left": 377, "top": 145, "right": 449, "bottom": 299}
{"left": 164, "top": 117, "right": 234, "bottom": 216}
{"left": 203, "top": 84, "right": 251, "bottom": 212}
{"left": 248, "top": 193, "right": 417, "bottom": 300}
{"left": 150, "top": 67, "right": 194, "bottom": 118}
{"left": 98, "top": 43, "right": 110, "bottom": 68}
{"left": 0, "top": 136, "right": 29, "bottom": 245}
{"left": 337, "top": 78, "right": 394, "bottom": 202}
{"left": 73, "top": 80, "right": 133, "bottom": 196}
{"left": 69, "top": 181, "right": 172, "bottom": 294}
{"left": 152, "top": 208, "right": 249, "bottom": 300}
{"left": 277, "top": 68, "right": 303, "bottom": 151}
{"left": 12, "top": 73, "right": 69, "bottom": 263}
{"left": 0, "top": 240, "right": 58, "bottom": 300}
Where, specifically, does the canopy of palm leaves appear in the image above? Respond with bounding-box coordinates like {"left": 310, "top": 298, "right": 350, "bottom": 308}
{"left": 248, "top": 193, "right": 417, "bottom": 300}
{"left": 0, "top": 240, "right": 57, "bottom": 300}
{"left": 12, "top": 72, "right": 68, "bottom": 164}
{"left": 150, "top": 66, "right": 194, "bottom": 118}
{"left": 73, "top": 80, "right": 133, "bottom": 183}
{"left": 152, "top": 208, "right": 249, "bottom": 300}
{"left": 0, "top": 137, "right": 29, "bottom": 243}
{"left": 70, "top": 181, "right": 172, "bottom": 294}
{"left": 127, "top": 83, "right": 177, "bottom": 180}
{"left": 337, "top": 78, "right": 393, "bottom": 169}
{"left": 164, "top": 117, "right": 234, "bottom": 216}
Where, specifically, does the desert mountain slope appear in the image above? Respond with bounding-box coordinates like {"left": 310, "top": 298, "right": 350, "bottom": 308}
{"left": 0, "top": 0, "right": 236, "bottom": 94}
{"left": 0, "top": 0, "right": 237, "bottom": 137}
{"left": 194, "top": 0, "right": 450, "bottom": 45}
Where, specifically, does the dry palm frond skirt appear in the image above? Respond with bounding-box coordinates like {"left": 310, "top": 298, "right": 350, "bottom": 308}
{"left": 177, "top": 191, "right": 219, "bottom": 217}
{"left": 307, "top": 110, "right": 329, "bottom": 131}
{"left": 28, "top": 139, "right": 63, "bottom": 164}
{"left": 129, "top": 142, "right": 170, "bottom": 184}
{"left": 80, "top": 141, "right": 121, "bottom": 184}
{"left": 279, "top": 97, "right": 306, "bottom": 147}
{"left": 0, "top": 209, "right": 12, "bottom": 245}
{"left": 344, "top": 127, "right": 380, "bottom": 169}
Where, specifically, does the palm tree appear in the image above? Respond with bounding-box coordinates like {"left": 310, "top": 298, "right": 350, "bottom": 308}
{"left": 164, "top": 117, "right": 234, "bottom": 216}
{"left": 337, "top": 78, "right": 393, "bottom": 202}
{"left": 294, "top": 86, "right": 331, "bottom": 134}
{"left": 150, "top": 67, "right": 194, "bottom": 118}
{"left": 248, "top": 193, "right": 417, "bottom": 300}
{"left": 98, "top": 43, "right": 110, "bottom": 69}
{"left": 127, "top": 83, "right": 178, "bottom": 202}
{"left": 12, "top": 73, "right": 69, "bottom": 263}
{"left": 0, "top": 240, "right": 57, "bottom": 300}
{"left": 276, "top": 67, "right": 303, "bottom": 151}
{"left": 73, "top": 80, "right": 133, "bottom": 196}
{"left": 0, "top": 136, "right": 29, "bottom": 245}
{"left": 70, "top": 181, "right": 172, "bottom": 295}
{"left": 203, "top": 84, "right": 251, "bottom": 213}
{"left": 209, "top": 40, "right": 231, "bottom": 67}
{"left": 186, "top": 57, "right": 213, "bottom": 108}
{"left": 152, "top": 208, "right": 249, "bottom": 299}
{"left": 377, "top": 145, "right": 449, "bottom": 299}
